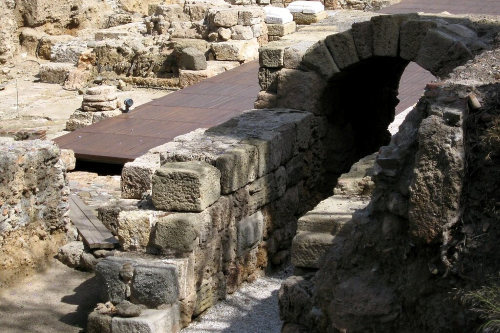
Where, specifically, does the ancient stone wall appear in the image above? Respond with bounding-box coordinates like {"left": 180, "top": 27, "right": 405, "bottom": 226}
{"left": 0, "top": 139, "right": 71, "bottom": 286}
{"left": 0, "top": 0, "right": 18, "bottom": 63}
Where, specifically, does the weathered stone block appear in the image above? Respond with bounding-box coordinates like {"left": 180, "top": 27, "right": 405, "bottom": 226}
{"left": 208, "top": 8, "right": 239, "bottom": 28}
{"left": 399, "top": 20, "right": 438, "bottom": 60}
{"left": 152, "top": 161, "right": 221, "bottom": 212}
{"left": 267, "top": 21, "right": 296, "bottom": 37}
{"left": 177, "top": 47, "right": 207, "bottom": 71}
{"left": 117, "top": 210, "right": 156, "bottom": 251}
{"left": 121, "top": 153, "right": 160, "bottom": 199}
{"left": 66, "top": 110, "right": 93, "bottom": 131}
{"left": 276, "top": 69, "right": 328, "bottom": 115}
{"left": 112, "top": 306, "right": 180, "bottom": 333}
{"left": 414, "top": 29, "right": 456, "bottom": 73}
{"left": 303, "top": 40, "right": 340, "bottom": 81}
{"left": 254, "top": 91, "right": 277, "bottom": 109}
{"left": 291, "top": 232, "right": 343, "bottom": 268}
{"left": 325, "top": 30, "right": 359, "bottom": 70}
{"left": 259, "top": 44, "right": 287, "bottom": 68}
{"left": 238, "top": 8, "right": 265, "bottom": 26}
{"left": 39, "top": 62, "right": 74, "bottom": 84}
{"left": 258, "top": 67, "right": 280, "bottom": 92}
{"left": 211, "top": 40, "right": 259, "bottom": 62}
{"left": 283, "top": 41, "right": 315, "bottom": 69}
{"left": 264, "top": 6, "right": 293, "bottom": 24}
{"left": 248, "top": 173, "right": 280, "bottom": 213}
{"left": 373, "top": 14, "right": 419, "bottom": 57}
{"left": 131, "top": 265, "right": 179, "bottom": 307}
{"left": 96, "top": 258, "right": 129, "bottom": 304}
{"left": 291, "top": 11, "right": 327, "bottom": 25}
{"left": 216, "top": 144, "right": 259, "bottom": 194}
{"left": 244, "top": 133, "right": 282, "bottom": 177}
{"left": 351, "top": 20, "right": 373, "bottom": 60}
{"left": 88, "top": 311, "right": 112, "bottom": 333}
{"left": 237, "top": 211, "right": 264, "bottom": 256}
{"left": 152, "top": 213, "right": 206, "bottom": 253}
{"left": 287, "top": 1, "right": 324, "bottom": 14}
{"left": 231, "top": 25, "right": 254, "bottom": 40}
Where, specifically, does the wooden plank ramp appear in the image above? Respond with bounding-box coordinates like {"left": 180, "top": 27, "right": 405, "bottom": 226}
{"left": 69, "top": 195, "right": 119, "bottom": 249}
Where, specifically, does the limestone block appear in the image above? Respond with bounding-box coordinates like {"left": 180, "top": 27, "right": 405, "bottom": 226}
{"left": 218, "top": 27, "right": 232, "bottom": 41}
{"left": 86, "top": 85, "right": 117, "bottom": 95}
{"left": 152, "top": 213, "right": 206, "bottom": 253}
{"left": 259, "top": 44, "right": 287, "bottom": 68}
{"left": 324, "top": 30, "right": 359, "bottom": 70}
{"left": 194, "top": 280, "right": 216, "bottom": 316}
{"left": 283, "top": 41, "right": 315, "bottom": 69}
{"left": 153, "top": 4, "right": 189, "bottom": 22}
{"left": 371, "top": 13, "right": 418, "bottom": 57}
{"left": 254, "top": 91, "right": 277, "bottom": 109}
{"left": 276, "top": 68, "right": 328, "bottom": 115}
{"left": 231, "top": 25, "right": 254, "bottom": 40}
{"left": 172, "top": 39, "right": 210, "bottom": 54}
{"left": 117, "top": 210, "right": 155, "bottom": 251}
{"left": 57, "top": 241, "right": 84, "bottom": 268}
{"left": 211, "top": 40, "right": 259, "bottom": 62}
{"left": 121, "top": 153, "right": 161, "bottom": 199}
{"left": 258, "top": 67, "right": 280, "bottom": 92}
{"left": 244, "top": 133, "right": 282, "bottom": 177}
{"left": 252, "top": 22, "right": 268, "bottom": 39}
{"left": 152, "top": 162, "right": 221, "bottom": 212}
{"left": 88, "top": 311, "right": 112, "bottom": 333}
{"left": 267, "top": 21, "right": 296, "bottom": 37}
{"left": 291, "top": 232, "right": 343, "bottom": 268}
{"left": 414, "top": 29, "right": 456, "bottom": 73}
{"left": 83, "top": 94, "right": 118, "bottom": 103}
{"left": 82, "top": 100, "right": 120, "bottom": 112}
{"left": 60, "top": 149, "right": 76, "bottom": 171}
{"left": 237, "top": 211, "right": 264, "bottom": 256}
{"left": 264, "top": 6, "right": 293, "bottom": 24}
{"left": 216, "top": 144, "right": 259, "bottom": 194}
{"left": 297, "top": 196, "right": 366, "bottom": 234}
{"left": 131, "top": 265, "right": 179, "bottom": 307}
{"left": 186, "top": 4, "right": 209, "bottom": 21}
{"left": 96, "top": 258, "right": 129, "bottom": 304}
{"left": 238, "top": 8, "right": 265, "bottom": 26}
{"left": 351, "top": 20, "right": 373, "bottom": 60}
{"left": 112, "top": 306, "right": 180, "bottom": 333}
{"left": 399, "top": 20, "right": 438, "bottom": 61}
{"left": 303, "top": 40, "right": 340, "bottom": 81}
{"left": 208, "top": 8, "right": 239, "bottom": 28}
{"left": 178, "top": 47, "right": 207, "bottom": 71}
{"left": 51, "top": 42, "right": 88, "bottom": 64}
{"left": 291, "top": 11, "right": 327, "bottom": 25}
{"left": 287, "top": 1, "right": 324, "bottom": 13}
{"left": 432, "top": 41, "right": 473, "bottom": 77}
{"left": 39, "top": 62, "right": 74, "bottom": 84}
{"left": 95, "top": 31, "right": 131, "bottom": 41}
{"left": 92, "top": 110, "right": 122, "bottom": 124}
{"left": 63, "top": 69, "right": 90, "bottom": 90}
{"left": 66, "top": 111, "right": 93, "bottom": 131}
{"left": 164, "top": 256, "right": 195, "bottom": 300}
{"left": 179, "top": 61, "right": 239, "bottom": 88}
{"left": 247, "top": 173, "right": 280, "bottom": 213}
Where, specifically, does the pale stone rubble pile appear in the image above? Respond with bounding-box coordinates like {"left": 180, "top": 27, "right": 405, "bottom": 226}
{"left": 66, "top": 85, "right": 123, "bottom": 131}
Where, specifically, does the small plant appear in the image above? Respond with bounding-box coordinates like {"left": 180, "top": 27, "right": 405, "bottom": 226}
{"left": 480, "top": 117, "right": 500, "bottom": 161}
{"left": 464, "top": 280, "right": 500, "bottom": 332}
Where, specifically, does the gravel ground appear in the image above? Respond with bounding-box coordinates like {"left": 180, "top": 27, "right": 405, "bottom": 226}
{"left": 182, "top": 268, "right": 292, "bottom": 333}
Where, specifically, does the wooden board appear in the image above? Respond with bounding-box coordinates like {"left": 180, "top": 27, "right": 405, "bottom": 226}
{"left": 69, "top": 195, "right": 119, "bottom": 249}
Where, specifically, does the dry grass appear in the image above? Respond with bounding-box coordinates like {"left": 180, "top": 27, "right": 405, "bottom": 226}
{"left": 464, "top": 280, "right": 500, "bottom": 332}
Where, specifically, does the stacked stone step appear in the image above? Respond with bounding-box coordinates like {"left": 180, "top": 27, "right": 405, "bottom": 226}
{"left": 287, "top": 1, "right": 327, "bottom": 25}
{"left": 291, "top": 154, "right": 376, "bottom": 269}
{"left": 265, "top": 6, "right": 296, "bottom": 42}
{"left": 66, "top": 86, "right": 122, "bottom": 131}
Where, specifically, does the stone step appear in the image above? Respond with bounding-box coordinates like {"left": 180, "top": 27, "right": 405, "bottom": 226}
{"left": 297, "top": 195, "right": 368, "bottom": 234}
{"left": 291, "top": 231, "right": 345, "bottom": 269}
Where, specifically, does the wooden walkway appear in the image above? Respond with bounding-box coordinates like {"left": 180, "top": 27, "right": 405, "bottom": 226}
{"left": 54, "top": 61, "right": 261, "bottom": 164}
{"left": 69, "top": 195, "right": 118, "bottom": 249}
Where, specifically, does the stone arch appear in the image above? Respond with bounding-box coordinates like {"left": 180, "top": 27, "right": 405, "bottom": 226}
{"left": 256, "top": 13, "right": 496, "bottom": 189}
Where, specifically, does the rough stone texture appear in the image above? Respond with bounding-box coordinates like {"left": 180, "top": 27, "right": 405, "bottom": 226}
{"left": 399, "top": 20, "right": 438, "bottom": 60}
{"left": 39, "top": 63, "right": 74, "bottom": 84}
{"left": 179, "top": 61, "right": 240, "bottom": 88}
{"left": 211, "top": 40, "right": 259, "bottom": 62}
{"left": 0, "top": 140, "right": 69, "bottom": 234}
{"left": 59, "top": 149, "right": 76, "bottom": 171}
{"left": 371, "top": 14, "right": 418, "bottom": 57}
{"left": 302, "top": 40, "right": 340, "bottom": 80}
{"left": 152, "top": 161, "right": 221, "bottom": 212}
{"left": 324, "top": 30, "right": 359, "bottom": 70}
{"left": 152, "top": 212, "right": 208, "bottom": 253}
{"left": 216, "top": 144, "right": 259, "bottom": 194}
{"left": 267, "top": 22, "right": 296, "bottom": 37}
{"left": 57, "top": 241, "right": 84, "bottom": 268}
{"left": 237, "top": 211, "right": 264, "bottom": 256}
{"left": 408, "top": 115, "right": 464, "bottom": 244}
{"left": 275, "top": 69, "right": 328, "bottom": 115}
{"left": 88, "top": 311, "right": 112, "bottom": 333}
{"left": 178, "top": 47, "right": 207, "bottom": 71}
{"left": 96, "top": 258, "right": 129, "bottom": 304}
{"left": 122, "top": 153, "right": 161, "bottom": 199}
{"left": 291, "top": 11, "right": 327, "bottom": 25}
{"left": 131, "top": 264, "right": 179, "bottom": 307}
{"left": 111, "top": 306, "right": 180, "bottom": 333}
{"left": 0, "top": 0, "right": 17, "bottom": 63}
{"left": 117, "top": 210, "right": 156, "bottom": 251}
{"left": 414, "top": 29, "right": 456, "bottom": 73}
{"left": 351, "top": 20, "right": 374, "bottom": 60}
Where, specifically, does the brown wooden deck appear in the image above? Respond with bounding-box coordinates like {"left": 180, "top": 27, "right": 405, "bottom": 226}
{"left": 54, "top": 60, "right": 261, "bottom": 164}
